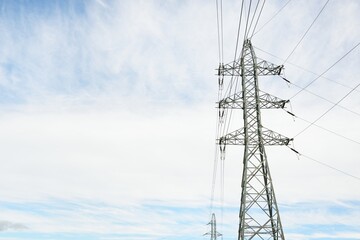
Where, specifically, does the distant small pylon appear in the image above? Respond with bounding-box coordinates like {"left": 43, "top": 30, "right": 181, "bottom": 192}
{"left": 204, "top": 213, "right": 222, "bottom": 240}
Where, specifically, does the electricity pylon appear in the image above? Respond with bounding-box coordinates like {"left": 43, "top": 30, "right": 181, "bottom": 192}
{"left": 217, "top": 39, "right": 292, "bottom": 240}
{"left": 204, "top": 213, "right": 222, "bottom": 240}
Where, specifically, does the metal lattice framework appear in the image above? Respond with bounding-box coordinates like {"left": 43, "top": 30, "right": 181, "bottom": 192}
{"left": 204, "top": 213, "right": 222, "bottom": 240}
{"left": 217, "top": 39, "right": 291, "bottom": 240}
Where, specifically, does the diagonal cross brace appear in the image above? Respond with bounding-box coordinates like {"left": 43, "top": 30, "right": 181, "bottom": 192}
{"left": 217, "top": 58, "right": 284, "bottom": 77}
{"left": 257, "top": 58, "right": 284, "bottom": 76}
{"left": 217, "top": 127, "right": 292, "bottom": 146}
{"left": 218, "top": 91, "right": 288, "bottom": 109}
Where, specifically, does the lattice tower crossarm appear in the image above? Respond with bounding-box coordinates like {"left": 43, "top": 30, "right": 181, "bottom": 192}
{"left": 204, "top": 213, "right": 222, "bottom": 240}
{"left": 216, "top": 39, "right": 291, "bottom": 240}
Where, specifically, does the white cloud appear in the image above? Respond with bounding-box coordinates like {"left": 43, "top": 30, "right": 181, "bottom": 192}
{"left": 0, "top": 0, "right": 359, "bottom": 239}
{"left": 0, "top": 221, "right": 27, "bottom": 231}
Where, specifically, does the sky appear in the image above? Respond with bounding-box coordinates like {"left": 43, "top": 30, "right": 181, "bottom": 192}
{"left": 0, "top": 0, "right": 359, "bottom": 239}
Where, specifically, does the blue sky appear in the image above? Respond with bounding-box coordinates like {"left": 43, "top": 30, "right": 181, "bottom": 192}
{"left": 0, "top": 0, "right": 359, "bottom": 239}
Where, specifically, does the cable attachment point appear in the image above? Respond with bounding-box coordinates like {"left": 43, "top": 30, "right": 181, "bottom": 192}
{"left": 218, "top": 76, "right": 224, "bottom": 91}
{"left": 218, "top": 103, "right": 225, "bottom": 123}
{"left": 285, "top": 110, "right": 296, "bottom": 122}
{"left": 219, "top": 138, "right": 226, "bottom": 161}
{"left": 290, "top": 147, "right": 299, "bottom": 155}
{"left": 217, "top": 63, "right": 225, "bottom": 91}
{"left": 289, "top": 147, "right": 301, "bottom": 160}
{"left": 282, "top": 100, "right": 290, "bottom": 109}
{"left": 279, "top": 65, "right": 285, "bottom": 75}
{"left": 281, "top": 76, "right": 291, "bottom": 87}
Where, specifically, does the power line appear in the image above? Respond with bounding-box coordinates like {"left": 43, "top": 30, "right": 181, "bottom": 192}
{"left": 245, "top": 0, "right": 260, "bottom": 38}
{"left": 289, "top": 147, "right": 360, "bottom": 182}
{"left": 220, "top": 0, "right": 224, "bottom": 64}
{"left": 234, "top": 0, "right": 245, "bottom": 61}
{"left": 282, "top": 77, "right": 360, "bottom": 118}
{"left": 290, "top": 41, "right": 360, "bottom": 100}
{"left": 245, "top": 0, "right": 261, "bottom": 39}
{"left": 212, "top": 0, "right": 228, "bottom": 220}
{"left": 216, "top": 0, "right": 224, "bottom": 64}
{"left": 284, "top": 110, "right": 360, "bottom": 146}
{"left": 222, "top": 0, "right": 245, "bottom": 145}
{"left": 252, "top": 0, "right": 292, "bottom": 37}
{"left": 294, "top": 82, "right": 360, "bottom": 138}
{"left": 304, "top": 154, "right": 360, "bottom": 181}
{"left": 243, "top": 0, "right": 253, "bottom": 41}
{"left": 216, "top": 0, "right": 222, "bottom": 64}
{"left": 254, "top": 46, "right": 360, "bottom": 93}
{"left": 283, "top": 0, "right": 330, "bottom": 64}
{"left": 249, "top": 0, "right": 266, "bottom": 39}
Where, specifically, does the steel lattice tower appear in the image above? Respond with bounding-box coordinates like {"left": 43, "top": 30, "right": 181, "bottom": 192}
{"left": 217, "top": 39, "right": 292, "bottom": 240}
{"left": 204, "top": 213, "right": 222, "bottom": 240}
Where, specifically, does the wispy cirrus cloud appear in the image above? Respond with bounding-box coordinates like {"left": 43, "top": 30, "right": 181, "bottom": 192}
{"left": 0, "top": 0, "right": 218, "bottom": 108}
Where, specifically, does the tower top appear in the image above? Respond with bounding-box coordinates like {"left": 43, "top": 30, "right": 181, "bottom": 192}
{"left": 204, "top": 213, "right": 222, "bottom": 240}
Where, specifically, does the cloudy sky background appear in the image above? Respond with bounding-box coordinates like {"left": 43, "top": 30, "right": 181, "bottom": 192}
{"left": 0, "top": 0, "right": 359, "bottom": 239}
